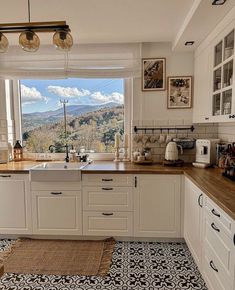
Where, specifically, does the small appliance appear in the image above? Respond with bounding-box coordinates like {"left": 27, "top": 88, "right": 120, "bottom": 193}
{"left": 193, "top": 139, "right": 220, "bottom": 168}
{"left": 165, "top": 142, "right": 183, "bottom": 161}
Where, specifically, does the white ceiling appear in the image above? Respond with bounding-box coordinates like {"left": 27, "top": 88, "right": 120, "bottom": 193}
{"left": 0, "top": 0, "right": 234, "bottom": 50}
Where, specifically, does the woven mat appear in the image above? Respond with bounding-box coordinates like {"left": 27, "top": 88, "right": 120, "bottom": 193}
{"left": 0, "top": 238, "right": 115, "bottom": 277}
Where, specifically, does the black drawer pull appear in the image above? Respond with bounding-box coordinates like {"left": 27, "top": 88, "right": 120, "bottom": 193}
{"left": 102, "top": 187, "right": 113, "bottom": 191}
{"left": 0, "top": 175, "right": 11, "bottom": 178}
{"left": 102, "top": 213, "right": 114, "bottom": 216}
{"left": 210, "top": 260, "right": 218, "bottom": 272}
{"left": 198, "top": 194, "right": 203, "bottom": 207}
{"left": 102, "top": 179, "right": 113, "bottom": 182}
{"left": 211, "top": 209, "right": 220, "bottom": 218}
{"left": 211, "top": 222, "right": 220, "bottom": 232}
{"left": 50, "top": 192, "right": 62, "bottom": 195}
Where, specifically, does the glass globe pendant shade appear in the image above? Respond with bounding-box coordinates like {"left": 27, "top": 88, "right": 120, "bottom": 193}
{"left": 0, "top": 32, "right": 9, "bottom": 53}
{"left": 19, "top": 30, "right": 40, "bottom": 52}
{"left": 53, "top": 30, "right": 73, "bottom": 51}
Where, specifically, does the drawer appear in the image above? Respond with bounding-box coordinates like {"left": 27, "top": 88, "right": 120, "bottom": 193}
{"left": 205, "top": 197, "right": 232, "bottom": 238}
{"left": 204, "top": 214, "right": 234, "bottom": 279}
{"left": 31, "top": 182, "right": 81, "bottom": 191}
{"left": 0, "top": 173, "right": 28, "bottom": 181}
{"left": 83, "top": 211, "right": 133, "bottom": 236}
{"left": 83, "top": 186, "right": 133, "bottom": 211}
{"left": 82, "top": 174, "right": 133, "bottom": 186}
{"left": 204, "top": 239, "right": 233, "bottom": 290}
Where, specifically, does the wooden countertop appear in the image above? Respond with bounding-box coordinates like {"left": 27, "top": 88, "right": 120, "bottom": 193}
{"left": 0, "top": 160, "right": 234, "bottom": 220}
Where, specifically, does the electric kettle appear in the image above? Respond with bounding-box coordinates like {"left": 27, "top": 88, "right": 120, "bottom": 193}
{"left": 165, "top": 142, "right": 183, "bottom": 161}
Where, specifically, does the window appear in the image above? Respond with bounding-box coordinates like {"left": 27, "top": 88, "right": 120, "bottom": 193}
{"left": 19, "top": 78, "right": 125, "bottom": 153}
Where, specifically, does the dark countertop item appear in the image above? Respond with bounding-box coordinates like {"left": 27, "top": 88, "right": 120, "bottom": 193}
{"left": 0, "top": 161, "right": 234, "bottom": 220}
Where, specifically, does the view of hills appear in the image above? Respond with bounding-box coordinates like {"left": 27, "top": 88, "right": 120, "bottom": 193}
{"left": 22, "top": 102, "right": 120, "bottom": 132}
{"left": 22, "top": 103, "right": 124, "bottom": 153}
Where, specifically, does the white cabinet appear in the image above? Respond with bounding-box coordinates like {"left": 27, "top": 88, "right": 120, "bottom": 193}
{"left": 0, "top": 174, "right": 32, "bottom": 234}
{"left": 82, "top": 174, "right": 133, "bottom": 237}
{"left": 193, "top": 10, "right": 235, "bottom": 123}
{"left": 31, "top": 182, "right": 82, "bottom": 235}
{"left": 203, "top": 197, "right": 235, "bottom": 290}
{"left": 184, "top": 177, "right": 204, "bottom": 270}
{"left": 134, "top": 175, "right": 181, "bottom": 238}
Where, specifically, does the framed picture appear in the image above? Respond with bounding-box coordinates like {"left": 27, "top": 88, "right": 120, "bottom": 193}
{"left": 142, "top": 58, "right": 166, "bottom": 91}
{"left": 167, "top": 76, "right": 192, "bottom": 109}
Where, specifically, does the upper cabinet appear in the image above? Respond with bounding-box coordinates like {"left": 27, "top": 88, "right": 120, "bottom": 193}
{"left": 193, "top": 14, "right": 235, "bottom": 123}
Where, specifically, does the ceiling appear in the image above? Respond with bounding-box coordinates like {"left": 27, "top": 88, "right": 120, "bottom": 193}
{"left": 0, "top": 0, "right": 234, "bottom": 50}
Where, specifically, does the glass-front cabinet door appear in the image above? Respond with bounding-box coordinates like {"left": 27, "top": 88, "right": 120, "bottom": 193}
{"left": 212, "top": 29, "right": 234, "bottom": 120}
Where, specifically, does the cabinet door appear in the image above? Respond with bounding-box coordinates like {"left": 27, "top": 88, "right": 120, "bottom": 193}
{"left": 32, "top": 191, "right": 82, "bottom": 235}
{"left": 193, "top": 47, "right": 212, "bottom": 123}
{"left": 184, "top": 177, "right": 203, "bottom": 269}
{"left": 0, "top": 175, "right": 31, "bottom": 234}
{"left": 134, "top": 175, "right": 181, "bottom": 238}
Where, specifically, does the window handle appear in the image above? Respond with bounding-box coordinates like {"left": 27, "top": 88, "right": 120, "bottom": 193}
{"left": 211, "top": 209, "right": 220, "bottom": 218}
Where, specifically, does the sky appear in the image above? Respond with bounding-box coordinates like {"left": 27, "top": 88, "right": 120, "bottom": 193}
{"left": 20, "top": 78, "right": 124, "bottom": 114}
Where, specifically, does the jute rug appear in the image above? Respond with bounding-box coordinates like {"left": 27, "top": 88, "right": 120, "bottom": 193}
{"left": 0, "top": 238, "right": 115, "bottom": 277}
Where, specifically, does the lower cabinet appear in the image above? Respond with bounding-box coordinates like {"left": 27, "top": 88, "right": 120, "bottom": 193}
{"left": 0, "top": 174, "right": 32, "bottom": 234}
{"left": 203, "top": 197, "right": 235, "bottom": 290}
{"left": 184, "top": 177, "right": 204, "bottom": 270}
{"left": 134, "top": 175, "right": 181, "bottom": 238}
{"left": 32, "top": 182, "right": 82, "bottom": 235}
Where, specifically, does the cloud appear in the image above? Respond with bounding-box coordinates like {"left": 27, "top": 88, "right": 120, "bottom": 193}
{"left": 21, "top": 84, "right": 49, "bottom": 105}
{"left": 47, "top": 85, "right": 124, "bottom": 105}
{"left": 47, "top": 86, "right": 90, "bottom": 98}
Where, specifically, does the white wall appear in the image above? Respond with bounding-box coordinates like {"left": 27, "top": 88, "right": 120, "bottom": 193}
{"left": 133, "top": 42, "right": 194, "bottom": 123}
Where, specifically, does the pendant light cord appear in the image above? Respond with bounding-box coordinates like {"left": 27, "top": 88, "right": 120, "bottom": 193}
{"left": 28, "top": 0, "right": 31, "bottom": 23}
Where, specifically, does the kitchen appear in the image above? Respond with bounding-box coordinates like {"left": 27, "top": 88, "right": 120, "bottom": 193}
{"left": 0, "top": 0, "right": 235, "bottom": 289}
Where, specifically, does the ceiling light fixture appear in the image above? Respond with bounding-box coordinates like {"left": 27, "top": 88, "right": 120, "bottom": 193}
{"left": 0, "top": 0, "right": 73, "bottom": 53}
{"left": 185, "top": 41, "right": 195, "bottom": 46}
{"left": 212, "top": 0, "right": 227, "bottom": 5}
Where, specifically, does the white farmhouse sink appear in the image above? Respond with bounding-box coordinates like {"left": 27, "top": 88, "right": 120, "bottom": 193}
{"left": 30, "top": 162, "right": 87, "bottom": 182}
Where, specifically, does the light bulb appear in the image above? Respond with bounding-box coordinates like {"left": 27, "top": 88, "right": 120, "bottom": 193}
{"left": 53, "top": 30, "right": 73, "bottom": 51}
{"left": 19, "top": 30, "right": 40, "bottom": 52}
{"left": 0, "top": 32, "right": 9, "bottom": 53}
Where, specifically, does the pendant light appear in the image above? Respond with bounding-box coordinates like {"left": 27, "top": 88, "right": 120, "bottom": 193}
{"left": 0, "top": 0, "right": 73, "bottom": 52}
{"left": 19, "top": 30, "right": 40, "bottom": 52}
{"left": 53, "top": 30, "right": 73, "bottom": 51}
{"left": 0, "top": 32, "right": 9, "bottom": 53}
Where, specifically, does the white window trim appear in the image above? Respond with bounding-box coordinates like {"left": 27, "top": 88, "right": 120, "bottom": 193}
{"left": 12, "top": 78, "right": 132, "bottom": 161}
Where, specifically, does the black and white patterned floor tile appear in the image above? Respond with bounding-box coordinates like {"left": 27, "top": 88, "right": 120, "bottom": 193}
{"left": 0, "top": 239, "right": 208, "bottom": 290}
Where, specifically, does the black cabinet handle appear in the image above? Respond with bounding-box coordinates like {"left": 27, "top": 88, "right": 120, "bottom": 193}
{"left": 0, "top": 175, "right": 11, "bottom": 178}
{"left": 198, "top": 194, "right": 203, "bottom": 208}
{"left": 102, "top": 188, "right": 113, "bottom": 190}
{"left": 205, "top": 117, "right": 209, "bottom": 120}
{"left": 233, "top": 234, "right": 235, "bottom": 246}
{"left": 211, "top": 209, "right": 220, "bottom": 218}
{"left": 135, "top": 176, "right": 137, "bottom": 188}
{"left": 210, "top": 260, "right": 218, "bottom": 272}
{"left": 50, "top": 192, "right": 62, "bottom": 195}
{"left": 102, "top": 213, "right": 114, "bottom": 216}
{"left": 102, "top": 179, "right": 113, "bottom": 182}
{"left": 211, "top": 222, "right": 220, "bottom": 232}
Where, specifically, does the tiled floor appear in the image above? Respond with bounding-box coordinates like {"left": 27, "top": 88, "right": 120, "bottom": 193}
{"left": 0, "top": 239, "right": 207, "bottom": 290}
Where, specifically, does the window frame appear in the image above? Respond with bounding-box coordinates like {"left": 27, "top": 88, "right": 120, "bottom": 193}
{"left": 11, "top": 78, "right": 132, "bottom": 160}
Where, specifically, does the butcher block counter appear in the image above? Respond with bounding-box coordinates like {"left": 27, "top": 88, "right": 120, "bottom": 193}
{"left": 0, "top": 161, "right": 234, "bottom": 220}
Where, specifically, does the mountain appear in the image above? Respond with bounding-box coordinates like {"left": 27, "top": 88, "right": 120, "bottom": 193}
{"left": 22, "top": 102, "right": 121, "bottom": 132}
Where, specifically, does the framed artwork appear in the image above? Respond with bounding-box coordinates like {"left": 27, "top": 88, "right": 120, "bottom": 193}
{"left": 142, "top": 58, "right": 166, "bottom": 91}
{"left": 167, "top": 76, "right": 193, "bottom": 109}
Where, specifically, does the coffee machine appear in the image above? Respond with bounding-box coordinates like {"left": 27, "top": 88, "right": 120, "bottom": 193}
{"left": 193, "top": 139, "right": 220, "bottom": 168}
